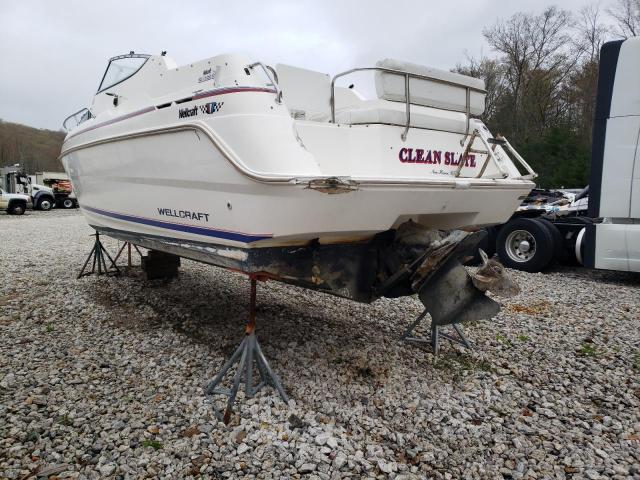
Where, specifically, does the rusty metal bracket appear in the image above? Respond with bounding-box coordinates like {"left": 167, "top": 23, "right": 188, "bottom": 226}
{"left": 112, "top": 242, "right": 145, "bottom": 268}
{"left": 203, "top": 275, "right": 289, "bottom": 424}
{"left": 306, "top": 177, "right": 359, "bottom": 194}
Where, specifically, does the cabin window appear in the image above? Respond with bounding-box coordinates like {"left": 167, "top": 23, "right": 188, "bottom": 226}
{"left": 98, "top": 55, "right": 148, "bottom": 93}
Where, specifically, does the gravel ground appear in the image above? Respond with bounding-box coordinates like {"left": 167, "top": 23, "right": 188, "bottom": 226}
{"left": 1, "top": 209, "right": 639, "bottom": 480}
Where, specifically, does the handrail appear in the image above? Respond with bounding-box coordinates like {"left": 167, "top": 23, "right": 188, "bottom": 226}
{"left": 330, "top": 66, "right": 486, "bottom": 142}
{"left": 453, "top": 129, "right": 537, "bottom": 180}
{"left": 501, "top": 137, "right": 537, "bottom": 180}
{"left": 248, "top": 62, "right": 282, "bottom": 104}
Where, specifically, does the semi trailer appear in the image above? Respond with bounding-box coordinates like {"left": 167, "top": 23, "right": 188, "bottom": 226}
{"left": 489, "top": 37, "right": 640, "bottom": 273}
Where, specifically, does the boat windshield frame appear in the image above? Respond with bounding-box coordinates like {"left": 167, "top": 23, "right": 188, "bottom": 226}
{"left": 97, "top": 53, "right": 151, "bottom": 94}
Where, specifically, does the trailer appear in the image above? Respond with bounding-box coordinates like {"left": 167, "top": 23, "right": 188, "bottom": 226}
{"left": 489, "top": 37, "right": 640, "bottom": 273}
{"left": 31, "top": 171, "right": 78, "bottom": 210}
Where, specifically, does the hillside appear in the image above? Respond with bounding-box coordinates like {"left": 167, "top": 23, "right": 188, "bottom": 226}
{"left": 0, "top": 120, "right": 65, "bottom": 172}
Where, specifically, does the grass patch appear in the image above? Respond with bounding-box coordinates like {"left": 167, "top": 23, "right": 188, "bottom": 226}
{"left": 433, "top": 353, "right": 494, "bottom": 376}
{"left": 141, "top": 439, "right": 163, "bottom": 450}
{"left": 45, "top": 323, "right": 54, "bottom": 332}
{"left": 57, "top": 415, "right": 73, "bottom": 426}
{"left": 517, "top": 334, "right": 530, "bottom": 342}
{"left": 578, "top": 343, "right": 598, "bottom": 357}
{"left": 633, "top": 351, "right": 640, "bottom": 371}
{"left": 496, "top": 333, "right": 513, "bottom": 347}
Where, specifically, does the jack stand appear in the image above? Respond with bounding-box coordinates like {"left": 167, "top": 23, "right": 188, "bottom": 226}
{"left": 77, "top": 232, "right": 120, "bottom": 279}
{"left": 401, "top": 309, "right": 472, "bottom": 355}
{"left": 113, "top": 242, "right": 144, "bottom": 268}
{"left": 204, "top": 275, "right": 289, "bottom": 424}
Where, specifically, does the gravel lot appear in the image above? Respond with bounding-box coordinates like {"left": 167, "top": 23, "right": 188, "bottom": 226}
{"left": 1, "top": 209, "right": 639, "bottom": 480}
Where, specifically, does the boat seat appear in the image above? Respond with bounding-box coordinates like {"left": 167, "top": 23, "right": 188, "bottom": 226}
{"left": 276, "top": 63, "right": 364, "bottom": 122}
{"left": 374, "top": 58, "right": 486, "bottom": 115}
{"left": 335, "top": 99, "right": 470, "bottom": 134}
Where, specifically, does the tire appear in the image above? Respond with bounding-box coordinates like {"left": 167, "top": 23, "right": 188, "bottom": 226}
{"left": 484, "top": 225, "right": 498, "bottom": 257}
{"left": 37, "top": 197, "right": 53, "bottom": 211}
{"left": 496, "top": 218, "right": 555, "bottom": 272}
{"left": 8, "top": 202, "right": 26, "bottom": 215}
{"left": 535, "top": 218, "right": 563, "bottom": 260}
{"left": 465, "top": 226, "right": 499, "bottom": 265}
{"left": 62, "top": 198, "right": 74, "bottom": 209}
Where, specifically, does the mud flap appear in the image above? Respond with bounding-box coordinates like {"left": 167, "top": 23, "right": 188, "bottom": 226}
{"left": 418, "top": 256, "right": 500, "bottom": 326}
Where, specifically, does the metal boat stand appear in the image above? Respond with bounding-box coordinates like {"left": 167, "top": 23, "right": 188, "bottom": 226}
{"left": 204, "top": 275, "right": 289, "bottom": 424}
{"left": 77, "top": 231, "right": 121, "bottom": 279}
{"left": 112, "top": 242, "right": 144, "bottom": 268}
{"left": 401, "top": 309, "right": 472, "bottom": 355}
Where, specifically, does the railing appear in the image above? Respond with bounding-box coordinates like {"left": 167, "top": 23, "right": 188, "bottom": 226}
{"left": 62, "top": 108, "right": 92, "bottom": 131}
{"left": 453, "top": 129, "right": 537, "bottom": 180}
{"left": 248, "top": 62, "right": 282, "bottom": 104}
{"left": 329, "top": 67, "right": 486, "bottom": 142}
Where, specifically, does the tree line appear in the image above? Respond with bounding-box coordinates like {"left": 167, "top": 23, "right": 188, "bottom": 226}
{"left": 455, "top": 0, "right": 639, "bottom": 188}
{"left": 0, "top": 120, "right": 65, "bottom": 173}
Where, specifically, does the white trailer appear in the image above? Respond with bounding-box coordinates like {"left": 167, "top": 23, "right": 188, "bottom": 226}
{"left": 583, "top": 37, "right": 640, "bottom": 272}
{"left": 490, "top": 37, "right": 640, "bottom": 273}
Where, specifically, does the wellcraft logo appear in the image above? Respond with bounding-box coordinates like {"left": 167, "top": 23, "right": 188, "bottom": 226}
{"left": 178, "top": 106, "right": 198, "bottom": 118}
{"left": 178, "top": 101, "right": 224, "bottom": 119}
{"left": 158, "top": 207, "right": 210, "bottom": 222}
{"left": 199, "top": 101, "right": 224, "bottom": 114}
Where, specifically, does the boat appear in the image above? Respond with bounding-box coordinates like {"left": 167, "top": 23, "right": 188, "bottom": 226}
{"left": 61, "top": 51, "right": 534, "bottom": 419}
{"left": 61, "top": 51, "right": 534, "bottom": 291}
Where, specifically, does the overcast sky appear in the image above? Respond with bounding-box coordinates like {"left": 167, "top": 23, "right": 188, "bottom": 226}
{"left": 1, "top": 0, "right": 599, "bottom": 131}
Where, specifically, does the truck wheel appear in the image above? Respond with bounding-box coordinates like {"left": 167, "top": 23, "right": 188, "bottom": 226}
{"left": 37, "top": 198, "right": 53, "bottom": 211}
{"left": 465, "top": 226, "right": 499, "bottom": 265}
{"left": 496, "top": 218, "right": 555, "bottom": 272}
{"left": 62, "top": 198, "right": 74, "bottom": 209}
{"left": 535, "top": 218, "right": 563, "bottom": 260}
{"left": 8, "top": 202, "right": 26, "bottom": 215}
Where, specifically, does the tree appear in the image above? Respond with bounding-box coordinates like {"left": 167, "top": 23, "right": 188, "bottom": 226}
{"left": 482, "top": 7, "right": 574, "bottom": 142}
{"left": 454, "top": 56, "right": 506, "bottom": 124}
{"left": 608, "top": 0, "right": 640, "bottom": 37}
{"left": 457, "top": 5, "right": 616, "bottom": 187}
{"left": 575, "top": 4, "right": 610, "bottom": 62}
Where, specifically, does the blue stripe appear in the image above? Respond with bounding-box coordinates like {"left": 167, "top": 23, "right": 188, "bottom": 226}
{"left": 83, "top": 206, "right": 271, "bottom": 243}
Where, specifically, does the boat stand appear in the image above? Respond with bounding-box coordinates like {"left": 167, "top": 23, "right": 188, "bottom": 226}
{"left": 401, "top": 309, "right": 472, "bottom": 355}
{"left": 113, "top": 242, "right": 144, "bottom": 268}
{"left": 77, "top": 232, "right": 121, "bottom": 279}
{"left": 204, "top": 275, "right": 289, "bottom": 424}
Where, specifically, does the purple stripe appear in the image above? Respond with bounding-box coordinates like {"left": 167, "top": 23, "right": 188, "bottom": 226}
{"left": 67, "top": 106, "right": 155, "bottom": 140}
{"left": 67, "top": 87, "right": 276, "bottom": 140}
{"left": 193, "top": 86, "right": 276, "bottom": 100}
{"left": 83, "top": 205, "right": 272, "bottom": 243}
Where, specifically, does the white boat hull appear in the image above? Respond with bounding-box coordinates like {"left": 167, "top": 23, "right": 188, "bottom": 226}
{"left": 62, "top": 127, "right": 529, "bottom": 248}
{"left": 61, "top": 54, "right": 534, "bottom": 253}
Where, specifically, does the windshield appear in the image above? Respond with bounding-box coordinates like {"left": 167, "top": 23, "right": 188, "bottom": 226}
{"left": 97, "top": 53, "right": 149, "bottom": 93}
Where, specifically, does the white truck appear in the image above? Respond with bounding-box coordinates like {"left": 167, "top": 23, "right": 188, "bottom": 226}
{"left": 0, "top": 167, "right": 78, "bottom": 211}
{"left": 0, "top": 187, "right": 31, "bottom": 215}
{"left": 489, "top": 37, "right": 640, "bottom": 273}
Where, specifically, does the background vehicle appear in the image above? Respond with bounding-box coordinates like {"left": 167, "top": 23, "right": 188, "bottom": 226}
{"left": 0, "top": 187, "right": 31, "bottom": 215}
{"left": 487, "top": 37, "right": 640, "bottom": 273}
{"left": 31, "top": 172, "right": 78, "bottom": 210}
{"left": 0, "top": 166, "right": 78, "bottom": 211}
